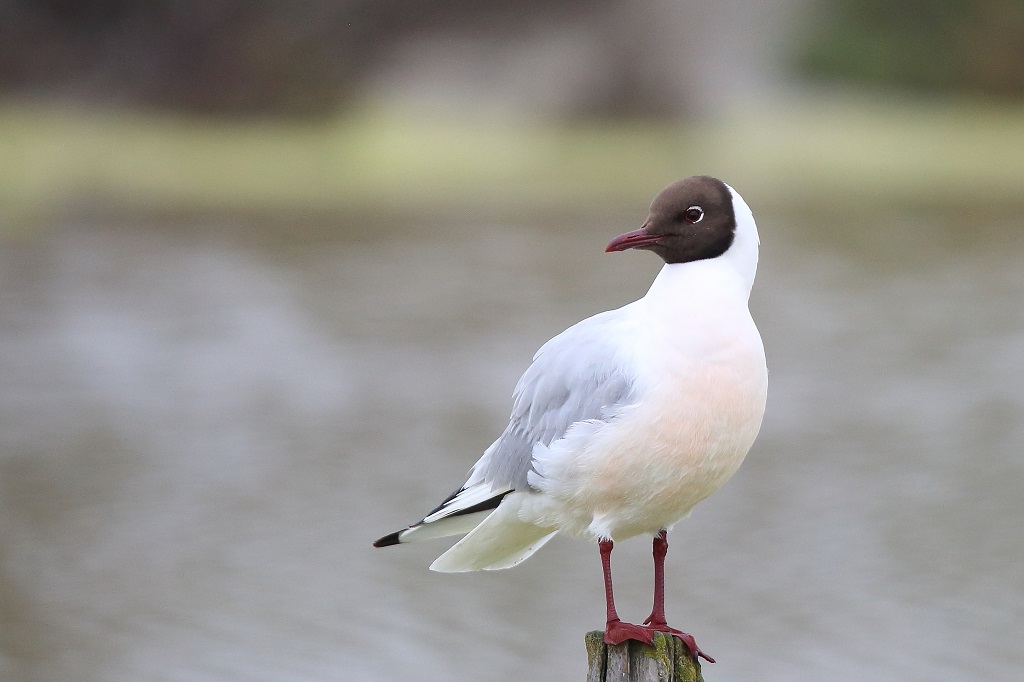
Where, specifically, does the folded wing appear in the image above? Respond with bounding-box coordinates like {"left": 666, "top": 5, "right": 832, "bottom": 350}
{"left": 373, "top": 307, "right": 637, "bottom": 569}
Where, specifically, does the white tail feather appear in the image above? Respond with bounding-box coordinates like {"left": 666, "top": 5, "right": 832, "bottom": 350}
{"left": 429, "top": 496, "right": 557, "bottom": 572}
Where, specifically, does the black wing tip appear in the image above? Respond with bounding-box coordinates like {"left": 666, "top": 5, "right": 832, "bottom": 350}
{"left": 374, "top": 489, "right": 511, "bottom": 548}
{"left": 446, "top": 490, "right": 509, "bottom": 517}
{"left": 373, "top": 530, "right": 403, "bottom": 548}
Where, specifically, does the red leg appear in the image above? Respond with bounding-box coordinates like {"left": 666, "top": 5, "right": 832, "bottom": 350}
{"left": 642, "top": 530, "right": 715, "bottom": 663}
{"left": 600, "top": 540, "right": 654, "bottom": 646}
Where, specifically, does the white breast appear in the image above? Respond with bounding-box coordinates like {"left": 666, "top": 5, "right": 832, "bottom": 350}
{"left": 522, "top": 260, "right": 768, "bottom": 541}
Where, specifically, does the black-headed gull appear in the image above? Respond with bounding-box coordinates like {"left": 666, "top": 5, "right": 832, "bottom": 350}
{"left": 374, "top": 176, "right": 767, "bottom": 662}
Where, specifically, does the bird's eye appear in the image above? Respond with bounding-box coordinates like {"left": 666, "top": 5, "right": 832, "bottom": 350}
{"left": 684, "top": 206, "right": 704, "bottom": 223}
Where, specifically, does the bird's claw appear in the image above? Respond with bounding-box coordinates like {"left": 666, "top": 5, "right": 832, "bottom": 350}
{"left": 643, "top": 620, "right": 715, "bottom": 663}
{"left": 605, "top": 619, "right": 714, "bottom": 663}
{"left": 603, "top": 619, "right": 654, "bottom": 646}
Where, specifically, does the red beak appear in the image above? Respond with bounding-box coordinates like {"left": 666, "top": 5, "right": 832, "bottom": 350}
{"left": 605, "top": 228, "right": 662, "bottom": 253}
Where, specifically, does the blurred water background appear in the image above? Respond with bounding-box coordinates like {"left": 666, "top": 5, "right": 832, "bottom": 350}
{"left": 1, "top": 2, "right": 1023, "bottom": 681}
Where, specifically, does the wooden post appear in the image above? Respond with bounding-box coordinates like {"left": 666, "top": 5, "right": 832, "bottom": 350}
{"left": 585, "top": 631, "right": 704, "bottom": 682}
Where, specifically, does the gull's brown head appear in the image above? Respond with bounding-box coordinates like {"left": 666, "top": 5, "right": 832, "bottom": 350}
{"left": 606, "top": 176, "right": 737, "bottom": 265}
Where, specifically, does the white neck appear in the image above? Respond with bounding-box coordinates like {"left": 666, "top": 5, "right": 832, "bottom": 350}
{"left": 718, "top": 184, "right": 760, "bottom": 297}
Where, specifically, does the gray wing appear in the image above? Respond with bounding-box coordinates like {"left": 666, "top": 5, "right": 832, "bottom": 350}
{"left": 473, "top": 307, "right": 636, "bottom": 490}
{"left": 383, "top": 307, "right": 637, "bottom": 539}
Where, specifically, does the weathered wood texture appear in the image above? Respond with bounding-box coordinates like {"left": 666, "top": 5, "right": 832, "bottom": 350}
{"left": 585, "top": 631, "right": 704, "bottom": 682}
